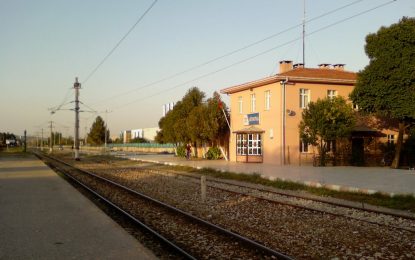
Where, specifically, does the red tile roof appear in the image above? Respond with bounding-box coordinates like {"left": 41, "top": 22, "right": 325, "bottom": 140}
{"left": 279, "top": 68, "right": 357, "bottom": 80}
{"left": 221, "top": 68, "right": 357, "bottom": 94}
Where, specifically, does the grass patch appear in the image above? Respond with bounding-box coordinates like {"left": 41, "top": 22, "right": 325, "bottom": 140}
{"left": 0, "top": 147, "right": 30, "bottom": 157}
{"left": 166, "top": 165, "right": 415, "bottom": 213}
{"left": 50, "top": 152, "right": 415, "bottom": 213}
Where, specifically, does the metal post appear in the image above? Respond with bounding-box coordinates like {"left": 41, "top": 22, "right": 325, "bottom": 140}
{"left": 302, "top": 0, "right": 306, "bottom": 66}
{"left": 49, "top": 121, "right": 53, "bottom": 153}
{"left": 41, "top": 128, "right": 44, "bottom": 151}
{"left": 84, "top": 126, "right": 88, "bottom": 146}
{"left": 74, "top": 77, "right": 81, "bottom": 160}
{"left": 105, "top": 110, "right": 108, "bottom": 149}
{"left": 281, "top": 80, "right": 286, "bottom": 165}
{"left": 23, "top": 130, "right": 27, "bottom": 153}
{"left": 201, "top": 175, "right": 206, "bottom": 203}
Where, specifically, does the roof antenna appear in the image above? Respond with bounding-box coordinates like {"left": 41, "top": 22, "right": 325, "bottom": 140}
{"left": 302, "top": 0, "right": 306, "bottom": 66}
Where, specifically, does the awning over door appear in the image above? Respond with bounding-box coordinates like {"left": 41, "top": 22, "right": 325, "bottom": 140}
{"left": 233, "top": 126, "right": 265, "bottom": 134}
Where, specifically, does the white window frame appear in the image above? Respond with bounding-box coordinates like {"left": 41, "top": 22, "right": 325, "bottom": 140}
{"left": 300, "top": 89, "right": 310, "bottom": 109}
{"left": 264, "top": 90, "right": 271, "bottom": 110}
{"left": 236, "top": 133, "right": 262, "bottom": 155}
{"left": 250, "top": 93, "right": 256, "bottom": 112}
{"left": 387, "top": 134, "right": 395, "bottom": 144}
{"left": 300, "top": 140, "right": 309, "bottom": 153}
{"left": 238, "top": 96, "right": 243, "bottom": 114}
{"left": 327, "top": 90, "right": 337, "bottom": 99}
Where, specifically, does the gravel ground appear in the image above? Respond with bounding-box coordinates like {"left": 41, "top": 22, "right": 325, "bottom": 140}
{"left": 59, "top": 154, "right": 415, "bottom": 259}
{"left": 66, "top": 164, "right": 283, "bottom": 259}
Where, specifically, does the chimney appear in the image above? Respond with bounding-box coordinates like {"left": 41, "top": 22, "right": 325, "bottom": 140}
{"left": 279, "top": 60, "right": 293, "bottom": 73}
{"left": 293, "top": 63, "right": 304, "bottom": 69}
{"left": 318, "top": 63, "right": 331, "bottom": 69}
{"left": 333, "top": 64, "right": 345, "bottom": 71}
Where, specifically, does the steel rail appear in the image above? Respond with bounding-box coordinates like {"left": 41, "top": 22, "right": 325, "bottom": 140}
{"left": 36, "top": 152, "right": 292, "bottom": 260}
{"left": 142, "top": 169, "right": 415, "bottom": 233}
{"left": 143, "top": 168, "right": 415, "bottom": 221}
{"left": 34, "top": 152, "right": 196, "bottom": 260}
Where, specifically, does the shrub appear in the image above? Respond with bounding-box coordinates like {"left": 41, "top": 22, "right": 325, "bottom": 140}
{"left": 205, "top": 147, "right": 222, "bottom": 160}
{"left": 176, "top": 145, "right": 186, "bottom": 157}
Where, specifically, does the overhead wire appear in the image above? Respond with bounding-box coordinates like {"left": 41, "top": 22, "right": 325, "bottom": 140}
{"left": 92, "top": 0, "right": 365, "bottom": 106}
{"left": 82, "top": 0, "right": 158, "bottom": 85}
{"left": 48, "top": 86, "right": 72, "bottom": 114}
{"left": 111, "top": 0, "right": 398, "bottom": 111}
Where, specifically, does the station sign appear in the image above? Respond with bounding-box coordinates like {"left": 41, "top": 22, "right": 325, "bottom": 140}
{"left": 244, "top": 113, "right": 260, "bottom": 125}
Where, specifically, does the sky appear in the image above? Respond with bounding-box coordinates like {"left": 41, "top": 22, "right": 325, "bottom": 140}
{"left": 0, "top": 0, "right": 414, "bottom": 139}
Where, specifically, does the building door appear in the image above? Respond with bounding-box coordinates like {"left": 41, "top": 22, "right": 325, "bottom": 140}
{"left": 351, "top": 138, "right": 364, "bottom": 166}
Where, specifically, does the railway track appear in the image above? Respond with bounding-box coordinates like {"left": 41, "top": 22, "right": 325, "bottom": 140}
{"left": 141, "top": 168, "right": 415, "bottom": 233}
{"left": 35, "top": 152, "right": 292, "bottom": 259}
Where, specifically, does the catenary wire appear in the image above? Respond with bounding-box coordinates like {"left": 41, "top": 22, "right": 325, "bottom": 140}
{"left": 82, "top": 0, "right": 158, "bottom": 85}
{"left": 91, "top": 0, "right": 366, "bottom": 106}
{"left": 111, "top": 0, "right": 398, "bottom": 111}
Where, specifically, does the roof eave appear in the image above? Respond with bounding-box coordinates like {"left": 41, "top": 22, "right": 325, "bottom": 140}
{"left": 220, "top": 75, "right": 356, "bottom": 94}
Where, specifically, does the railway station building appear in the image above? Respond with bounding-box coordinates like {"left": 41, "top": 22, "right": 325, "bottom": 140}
{"left": 221, "top": 60, "right": 383, "bottom": 165}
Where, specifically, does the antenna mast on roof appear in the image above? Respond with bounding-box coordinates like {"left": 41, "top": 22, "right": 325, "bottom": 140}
{"left": 302, "top": 0, "right": 306, "bottom": 66}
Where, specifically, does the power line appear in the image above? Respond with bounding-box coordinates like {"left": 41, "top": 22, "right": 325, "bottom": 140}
{"left": 112, "top": 0, "right": 398, "bottom": 111}
{"left": 82, "top": 0, "right": 158, "bottom": 85}
{"left": 92, "top": 0, "right": 365, "bottom": 106}
{"left": 48, "top": 86, "right": 72, "bottom": 114}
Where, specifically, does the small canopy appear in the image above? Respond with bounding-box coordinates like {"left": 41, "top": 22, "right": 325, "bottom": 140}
{"left": 233, "top": 126, "right": 265, "bottom": 134}
{"left": 351, "top": 126, "right": 386, "bottom": 138}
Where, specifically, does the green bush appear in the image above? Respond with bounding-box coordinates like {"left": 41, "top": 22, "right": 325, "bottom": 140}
{"left": 176, "top": 145, "right": 186, "bottom": 157}
{"left": 205, "top": 147, "right": 222, "bottom": 160}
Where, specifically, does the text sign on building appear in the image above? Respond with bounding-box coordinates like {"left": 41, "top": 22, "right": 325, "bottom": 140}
{"left": 246, "top": 113, "right": 260, "bottom": 125}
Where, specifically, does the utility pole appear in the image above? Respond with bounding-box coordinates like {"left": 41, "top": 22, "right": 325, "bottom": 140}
{"left": 84, "top": 126, "right": 88, "bottom": 146}
{"left": 49, "top": 121, "right": 53, "bottom": 152}
{"left": 23, "top": 130, "right": 27, "bottom": 153}
{"left": 104, "top": 109, "right": 112, "bottom": 149}
{"left": 41, "top": 128, "right": 44, "bottom": 151}
{"left": 302, "top": 0, "right": 306, "bottom": 66}
{"left": 74, "top": 77, "right": 81, "bottom": 160}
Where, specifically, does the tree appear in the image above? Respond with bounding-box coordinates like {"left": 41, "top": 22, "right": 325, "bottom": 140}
{"left": 87, "top": 116, "right": 109, "bottom": 145}
{"left": 350, "top": 17, "right": 415, "bottom": 168}
{"left": 156, "top": 88, "right": 230, "bottom": 157}
{"left": 130, "top": 137, "right": 149, "bottom": 143}
{"left": 299, "top": 97, "right": 355, "bottom": 166}
{"left": 156, "top": 87, "right": 205, "bottom": 145}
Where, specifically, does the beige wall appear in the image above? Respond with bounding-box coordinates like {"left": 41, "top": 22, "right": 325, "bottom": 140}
{"left": 228, "top": 80, "right": 354, "bottom": 165}
{"left": 284, "top": 82, "right": 354, "bottom": 165}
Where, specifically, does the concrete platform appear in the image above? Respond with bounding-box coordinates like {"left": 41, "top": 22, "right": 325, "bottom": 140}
{"left": 0, "top": 154, "right": 157, "bottom": 260}
{"left": 114, "top": 152, "right": 415, "bottom": 196}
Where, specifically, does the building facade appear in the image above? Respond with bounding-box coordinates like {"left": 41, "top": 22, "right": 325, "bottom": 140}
{"left": 122, "top": 127, "right": 160, "bottom": 143}
{"left": 221, "top": 60, "right": 357, "bottom": 165}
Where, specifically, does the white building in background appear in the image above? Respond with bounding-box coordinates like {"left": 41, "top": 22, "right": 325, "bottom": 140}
{"left": 162, "top": 102, "right": 175, "bottom": 117}
{"left": 122, "top": 127, "right": 160, "bottom": 143}
{"left": 131, "top": 129, "right": 143, "bottom": 139}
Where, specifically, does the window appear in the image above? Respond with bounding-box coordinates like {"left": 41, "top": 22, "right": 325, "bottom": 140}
{"left": 236, "top": 133, "right": 262, "bottom": 155}
{"left": 250, "top": 94, "right": 256, "bottom": 112}
{"left": 264, "top": 90, "right": 271, "bottom": 110}
{"left": 238, "top": 96, "right": 243, "bottom": 114}
{"left": 387, "top": 134, "right": 395, "bottom": 144}
{"left": 326, "top": 140, "right": 336, "bottom": 152}
{"left": 353, "top": 103, "right": 359, "bottom": 111}
{"left": 300, "top": 140, "right": 309, "bottom": 153}
{"left": 299, "top": 89, "right": 310, "bottom": 109}
{"left": 327, "top": 90, "right": 337, "bottom": 99}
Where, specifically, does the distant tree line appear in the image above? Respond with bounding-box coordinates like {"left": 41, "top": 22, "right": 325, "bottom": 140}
{"left": 0, "top": 132, "right": 17, "bottom": 146}
{"left": 87, "top": 116, "right": 110, "bottom": 145}
{"left": 155, "top": 87, "right": 230, "bottom": 157}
